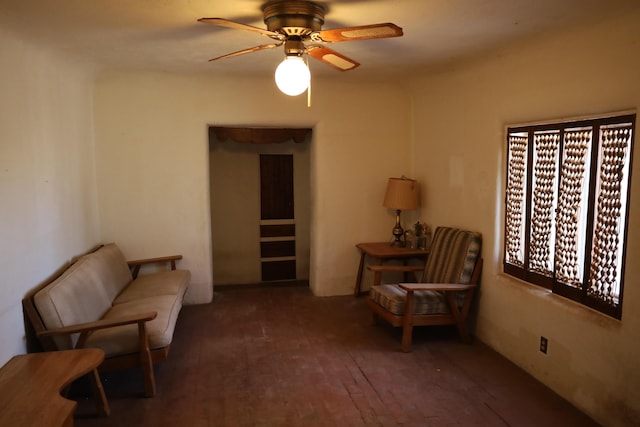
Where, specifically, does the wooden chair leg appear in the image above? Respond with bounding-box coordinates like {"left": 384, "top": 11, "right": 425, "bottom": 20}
{"left": 401, "top": 290, "right": 415, "bottom": 352}
{"left": 445, "top": 291, "right": 472, "bottom": 343}
{"left": 354, "top": 252, "right": 366, "bottom": 296}
{"left": 401, "top": 324, "right": 413, "bottom": 352}
{"left": 371, "top": 311, "right": 380, "bottom": 326}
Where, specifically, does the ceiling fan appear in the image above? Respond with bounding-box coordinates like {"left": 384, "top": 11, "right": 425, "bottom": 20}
{"left": 198, "top": 0, "right": 403, "bottom": 95}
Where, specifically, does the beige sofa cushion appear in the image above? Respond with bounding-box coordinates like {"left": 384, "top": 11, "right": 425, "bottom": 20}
{"left": 34, "top": 256, "right": 113, "bottom": 349}
{"left": 85, "top": 243, "right": 134, "bottom": 301}
{"left": 84, "top": 294, "right": 184, "bottom": 357}
{"left": 113, "top": 270, "right": 190, "bottom": 304}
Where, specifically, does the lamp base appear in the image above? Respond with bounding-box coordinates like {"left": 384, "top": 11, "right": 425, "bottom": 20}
{"left": 390, "top": 237, "right": 404, "bottom": 247}
{"left": 390, "top": 209, "right": 405, "bottom": 247}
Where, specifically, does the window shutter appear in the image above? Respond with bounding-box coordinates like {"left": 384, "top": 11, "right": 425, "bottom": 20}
{"left": 588, "top": 123, "right": 634, "bottom": 309}
{"left": 529, "top": 131, "right": 560, "bottom": 277}
{"left": 554, "top": 128, "right": 593, "bottom": 289}
{"left": 505, "top": 133, "right": 529, "bottom": 268}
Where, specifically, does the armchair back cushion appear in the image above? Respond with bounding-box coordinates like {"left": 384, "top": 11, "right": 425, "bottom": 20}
{"left": 422, "top": 227, "right": 482, "bottom": 284}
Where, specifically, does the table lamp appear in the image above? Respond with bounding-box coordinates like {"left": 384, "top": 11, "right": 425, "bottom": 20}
{"left": 383, "top": 177, "right": 419, "bottom": 247}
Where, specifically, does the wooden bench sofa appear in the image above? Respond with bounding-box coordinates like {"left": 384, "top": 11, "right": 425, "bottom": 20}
{"left": 22, "top": 243, "right": 190, "bottom": 397}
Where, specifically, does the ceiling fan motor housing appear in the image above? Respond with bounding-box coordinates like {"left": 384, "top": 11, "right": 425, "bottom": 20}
{"left": 263, "top": 1, "right": 325, "bottom": 36}
{"left": 200, "top": 1, "right": 402, "bottom": 73}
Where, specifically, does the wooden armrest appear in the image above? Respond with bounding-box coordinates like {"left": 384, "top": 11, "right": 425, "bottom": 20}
{"left": 37, "top": 311, "right": 158, "bottom": 338}
{"left": 367, "top": 265, "right": 424, "bottom": 273}
{"left": 127, "top": 255, "right": 182, "bottom": 267}
{"left": 399, "top": 283, "right": 476, "bottom": 292}
{"left": 368, "top": 265, "right": 425, "bottom": 286}
{"left": 128, "top": 254, "right": 182, "bottom": 278}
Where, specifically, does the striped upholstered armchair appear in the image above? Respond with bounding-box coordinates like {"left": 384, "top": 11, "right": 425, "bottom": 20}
{"left": 366, "top": 226, "right": 483, "bottom": 352}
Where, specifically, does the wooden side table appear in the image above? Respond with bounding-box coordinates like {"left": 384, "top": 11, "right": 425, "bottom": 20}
{"left": 354, "top": 242, "right": 429, "bottom": 296}
{"left": 0, "top": 348, "right": 110, "bottom": 426}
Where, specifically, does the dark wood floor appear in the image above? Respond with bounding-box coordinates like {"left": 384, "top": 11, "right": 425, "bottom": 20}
{"left": 73, "top": 284, "right": 599, "bottom": 426}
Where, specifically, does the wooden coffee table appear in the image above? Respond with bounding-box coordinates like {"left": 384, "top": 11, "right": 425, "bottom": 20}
{"left": 0, "top": 348, "right": 110, "bottom": 426}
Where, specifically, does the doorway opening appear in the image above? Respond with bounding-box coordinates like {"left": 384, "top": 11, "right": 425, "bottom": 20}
{"left": 208, "top": 126, "right": 311, "bottom": 287}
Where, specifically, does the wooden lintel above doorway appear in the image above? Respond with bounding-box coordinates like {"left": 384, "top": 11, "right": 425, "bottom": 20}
{"left": 212, "top": 126, "right": 311, "bottom": 144}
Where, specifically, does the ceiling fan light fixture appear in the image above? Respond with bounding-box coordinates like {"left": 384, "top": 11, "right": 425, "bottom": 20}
{"left": 200, "top": 1, "right": 403, "bottom": 90}
{"left": 275, "top": 55, "right": 310, "bottom": 96}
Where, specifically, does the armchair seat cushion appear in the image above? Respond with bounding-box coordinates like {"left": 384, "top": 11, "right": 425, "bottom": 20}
{"left": 369, "top": 284, "right": 449, "bottom": 315}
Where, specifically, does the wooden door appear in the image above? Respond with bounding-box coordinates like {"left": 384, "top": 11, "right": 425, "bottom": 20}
{"left": 259, "top": 154, "right": 296, "bottom": 281}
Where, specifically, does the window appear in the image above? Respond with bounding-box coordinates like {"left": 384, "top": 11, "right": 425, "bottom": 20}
{"left": 503, "top": 113, "right": 635, "bottom": 319}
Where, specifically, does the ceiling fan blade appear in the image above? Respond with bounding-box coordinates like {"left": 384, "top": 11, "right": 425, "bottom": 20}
{"left": 306, "top": 46, "right": 360, "bottom": 71}
{"left": 313, "top": 23, "right": 403, "bottom": 43}
{"left": 208, "top": 43, "right": 281, "bottom": 62}
{"left": 198, "top": 18, "right": 285, "bottom": 40}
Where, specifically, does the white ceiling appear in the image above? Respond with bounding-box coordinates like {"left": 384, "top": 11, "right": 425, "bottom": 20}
{"left": 1, "top": 0, "right": 637, "bottom": 79}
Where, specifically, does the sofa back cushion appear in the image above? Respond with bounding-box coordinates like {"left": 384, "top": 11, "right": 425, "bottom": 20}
{"left": 34, "top": 255, "right": 113, "bottom": 349}
{"left": 86, "top": 243, "right": 133, "bottom": 301}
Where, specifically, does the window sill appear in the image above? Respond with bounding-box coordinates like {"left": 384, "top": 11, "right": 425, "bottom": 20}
{"left": 496, "top": 272, "right": 622, "bottom": 327}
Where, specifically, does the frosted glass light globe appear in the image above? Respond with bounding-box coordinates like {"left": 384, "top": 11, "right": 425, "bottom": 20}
{"left": 275, "top": 56, "right": 310, "bottom": 96}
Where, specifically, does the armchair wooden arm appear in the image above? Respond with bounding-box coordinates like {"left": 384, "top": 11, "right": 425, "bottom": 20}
{"left": 398, "top": 283, "right": 476, "bottom": 292}
{"left": 367, "top": 264, "right": 424, "bottom": 286}
{"left": 127, "top": 255, "right": 182, "bottom": 279}
{"left": 37, "top": 311, "right": 159, "bottom": 397}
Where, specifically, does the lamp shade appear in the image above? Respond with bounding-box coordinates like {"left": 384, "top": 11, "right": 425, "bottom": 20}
{"left": 383, "top": 177, "right": 419, "bottom": 210}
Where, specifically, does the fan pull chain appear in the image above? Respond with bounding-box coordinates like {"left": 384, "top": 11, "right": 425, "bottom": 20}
{"left": 306, "top": 57, "right": 312, "bottom": 108}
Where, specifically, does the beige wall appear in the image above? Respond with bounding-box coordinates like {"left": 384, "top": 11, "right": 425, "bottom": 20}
{"left": 0, "top": 27, "right": 99, "bottom": 365}
{"left": 209, "top": 135, "right": 311, "bottom": 284}
{"left": 406, "top": 7, "right": 640, "bottom": 427}
{"left": 93, "top": 73, "right": 412, "bottom": 300}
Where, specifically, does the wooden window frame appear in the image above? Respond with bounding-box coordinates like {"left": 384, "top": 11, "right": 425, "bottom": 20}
{"left": 503, "top": 113, "right": 635, "bottom": 319}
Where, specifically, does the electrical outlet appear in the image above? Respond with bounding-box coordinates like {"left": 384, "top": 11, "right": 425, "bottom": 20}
{"left": 540, "top": 336, "right": 548, "bottom": 354}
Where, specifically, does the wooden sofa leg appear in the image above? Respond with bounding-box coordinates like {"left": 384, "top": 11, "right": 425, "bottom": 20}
{"left": 89, "top": 368, "right": 111, "bottom": 417}
{"left": 142, "top": 360, "right": 156, "bottom": 398}
{"left": 138, "top": 322, "right": 156, "bottom": 397}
